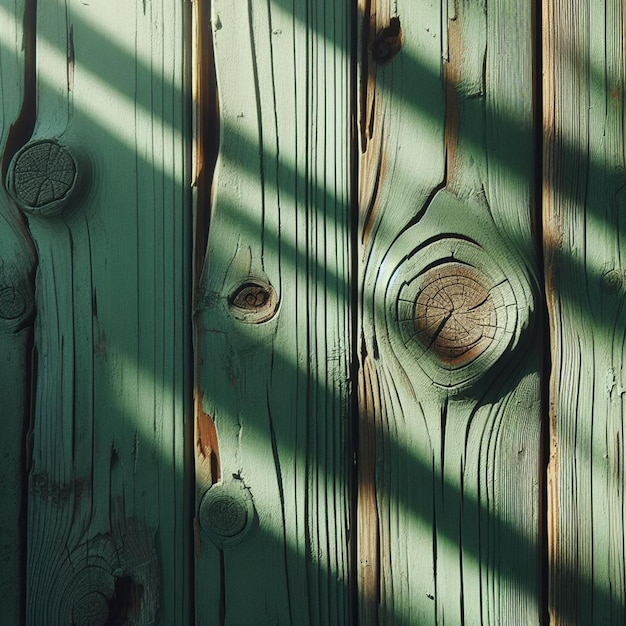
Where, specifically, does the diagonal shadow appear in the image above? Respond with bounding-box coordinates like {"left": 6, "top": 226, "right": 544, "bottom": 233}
{"left": 0, "top": 0, "right": 624, "bottom": 624}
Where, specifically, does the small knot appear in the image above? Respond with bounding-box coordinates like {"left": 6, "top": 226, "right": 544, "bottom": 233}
{"left": 199, "top": 479, "right": 255, "bottom": 547}
{"left": 228, "top": 279, "right": 278, "bottom": 323}
{"left": 601, "top": 269, "right": 623, "bottom": 295}
{"left": 0, "top": 285, "right": 27, "bottom": 321}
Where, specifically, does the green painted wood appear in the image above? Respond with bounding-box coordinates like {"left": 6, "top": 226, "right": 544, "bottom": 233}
{"left": 0, "top": 1, "right": 36, "bottom": 621}
{"left": 545, "top": 1, "right": 626, "bottom": 623}
{"left": 194, "top": 0, "right": 352, "bottom": 623}
{"left": 5, "top": 2, "right": 192, "bottom": 623}
{"left": 357, "top": 1, "right": 542, "bottom": 624}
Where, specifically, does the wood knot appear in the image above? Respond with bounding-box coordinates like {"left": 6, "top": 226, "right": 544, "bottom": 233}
{"left": 382, "top": 190, "right": 535, "bottom": 392}
{"left": 371, "top": 17, "right": 402, "bottom": 66}
{"left": 52, "top": 521, "right": 159, "bottom": 624}
{"left": 228, "top": 279, "right": 278, "bottom": 323}
{"left": 601, "top": 269, "right": 623, "bottom": 295}
{"left": 414, "top": 264, "right": 495, "bottom": 365}
{"left": 0, "top": 267, "right": 34, "bottom": 332}
{"left": 199, "top": 478, "right": 255, "bottom": 547}
{"left": 391, "top": 241, "right": 528, "bottom": 391}
{"left": 7, "top": 140, "right": 77, "bottom": 216}
{"left": 0, "top": 285, "right": 27, "bottom": 321}
{"left": 72, "top": 591, "right": 110, "bottom": 626}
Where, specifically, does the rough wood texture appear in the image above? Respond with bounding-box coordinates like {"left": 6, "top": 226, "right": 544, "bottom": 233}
{"left": 357, "top": 1, "right": 542, "bottom": 623}
{"left": 7, "top": 2, "right": 192, "bottom": 623}
{"left": 0, "top": 1, "right": 36, "bottom": 621}
{"left": 544, "top": 0, "right": 626, "bottom": 623}
{"left": 194, "top": 0, "right": 352, "bottom": 623}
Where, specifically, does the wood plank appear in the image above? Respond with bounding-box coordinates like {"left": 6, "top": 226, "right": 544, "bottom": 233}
{"left": 0, "top": 1, "right": 36, "bottom": 621}
{"left": 545, "top": 0, "right": 626, "bottom": 623}
{"left": 10, "top": 2, "right": 192, "bottom": 623}
{"left": 357, "top": 0, "right": 542, "bottom": 623}
{"left": 194, "top": 0, "right": 352, "bottom": 623}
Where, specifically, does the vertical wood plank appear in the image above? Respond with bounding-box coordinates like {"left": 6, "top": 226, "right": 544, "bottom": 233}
{"left": 10, "top": 2, "right": 192, "bottom": 623}
{"left": 194, "top": 0, "right": 352, "bottom": 623}
{"left": 545, "top": 0, "right": 626, "bottom": 623}
{"left": 357, "top": 1, "right": 542, "bottom": 623}
{"left": 0, "top": 2, "right": 36, "bottom": 620}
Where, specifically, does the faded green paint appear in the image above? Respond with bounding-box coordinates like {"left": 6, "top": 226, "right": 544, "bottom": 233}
{"left": 0, "top": 1, "right": 192, "bottom": 623}
{"left": 1, "top": 0, "right": 625, "bottom": 624}
{"left": 193, "top": 1, "right": 353, "bottom": 623}
{"left": 357, "top": 1, "right": 542, "bottom": 624}
{"left": 545, "top": 0, "right": 626, "bottom": 623}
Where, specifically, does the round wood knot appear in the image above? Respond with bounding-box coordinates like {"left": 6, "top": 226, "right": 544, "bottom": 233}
{"left": 228, "top": 279, "right": 278, "bottom": 323}
{"left": 601, "top": 269, "right": 623, "bottom": 294}
{"left": 388, "top": 239, "right": 533, "bottom": 391}
{"left": 414, "top": 264, "right": 496, "bottom": 365}
{"left": 0, "top": 285, "right": 27, "bottom": 320}
{"left": 381, "top": 190, "right": 535, "bottom": 393}
{"left": 72, "top": 591, "right": 110, "bottom": 626}
{"left": 199, "top": 479, "right": 255, "bottom": 547}
{"left": 7, "top": 140, "right": 77, "bottom": 216}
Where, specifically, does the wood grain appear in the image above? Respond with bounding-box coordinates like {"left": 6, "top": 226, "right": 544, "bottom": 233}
{"left": 544, "top": 0, "right": 626, "bottom": 623}
{"left": 357, "top": 1, "right": 542, "bottom": 623}
{"left": 194, "top": 0, "right": 352, "bottom": 623}
{"left": 0, "top": 1, "right": 36, "bottom": 621}
{"left": 12, "top": 2, "right": 192, "bottom": 623}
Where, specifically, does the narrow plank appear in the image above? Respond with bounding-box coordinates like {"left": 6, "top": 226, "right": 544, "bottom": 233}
{"left": 0, "top": 1, "right": 36, "bottom": 621}
{"left": 545, "top": 0, "right": 626, "bottom": 623}
{"left": 13, "top": 2, "right": 192, "bottom": 623}
{"left": 357, "top": 1, "right": 542, "bottom": 623}
{"left": 194, "top": 0, "right": 352, "bottom": 623}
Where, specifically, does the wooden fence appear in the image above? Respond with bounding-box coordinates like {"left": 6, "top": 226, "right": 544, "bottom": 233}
{"left": 0, "top": 0, "right": 624, "bottom": 623}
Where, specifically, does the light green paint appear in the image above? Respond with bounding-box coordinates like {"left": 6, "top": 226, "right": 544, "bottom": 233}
{"left": 546, "top": 0, "right": 626, "bottom": 623}
{"left": 0, "top": 1, "right": 192, "bottom": 623}
{"left": 194, "top": 1, "right": 352, "bottom": 624}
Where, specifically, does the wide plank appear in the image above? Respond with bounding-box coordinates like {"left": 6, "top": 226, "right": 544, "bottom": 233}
{"left": 11, "top": 2, "right": 192, "bottom": 623}
{"left": 545, "top": 0, "right": 626, "bottom": 623}
{"left": 194, "top": 1, "right": 352, "bottom": 623}
{"left": 357, "top": 1, "right": 542, "bottom": 623}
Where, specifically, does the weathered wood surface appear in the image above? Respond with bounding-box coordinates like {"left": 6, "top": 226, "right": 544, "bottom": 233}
{"left": 357, "top": 1, "right": 542, "bottom": 623}
{"left": 544, "top": 0, "right": 626, "bottom": 623}
{"left": 2, "top": 1, "right": 192, "bottom": 623}
{"left": 0, "top": 2, "right": 36, "bottom": 621}
{"left": 194, "top": 0, "right": 352, "bottom": 623}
